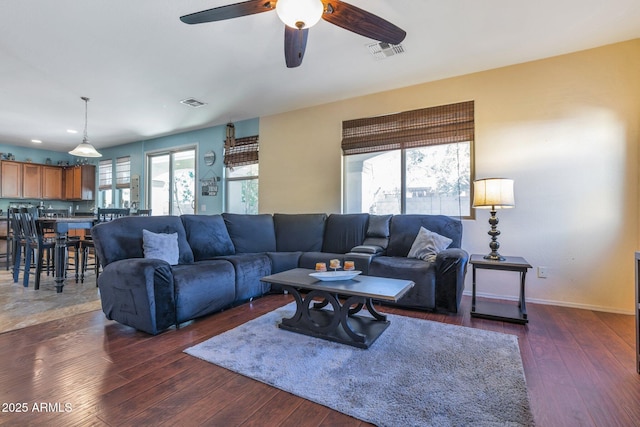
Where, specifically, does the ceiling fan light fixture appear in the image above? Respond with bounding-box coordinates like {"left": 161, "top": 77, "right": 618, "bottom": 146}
{"left": 69, "top": 96, "right": 102, "bottom": 158}
{"left": 276, "top": 0, "right": 323, "bottom": 29}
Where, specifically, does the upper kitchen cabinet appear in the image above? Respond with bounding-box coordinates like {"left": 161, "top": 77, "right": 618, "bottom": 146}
{"left": 64, "top": 165, "right": 95, "bottom": 201}
{"left": 22, "top": 163, "right": 42, "bottom": 199}
{"left": 1, "top": 160, "right": 22, "bottom": 198}
{"left": 42, "top": 166, "right": 63, "bottom": 199}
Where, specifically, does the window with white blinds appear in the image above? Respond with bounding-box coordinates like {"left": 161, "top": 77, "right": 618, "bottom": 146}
{"left": 116, "top": 156, "right": 131, "bottom": 189}
{"left": 98, "top": 159, "right": 112, "bottom": 190}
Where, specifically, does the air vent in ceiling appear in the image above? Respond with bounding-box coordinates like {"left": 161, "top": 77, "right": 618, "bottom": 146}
{"left": 180, "top": 98, "right": 207, "bottom": 108}
{"left": 367, "top": 42, "right": 405, "bottom": 60}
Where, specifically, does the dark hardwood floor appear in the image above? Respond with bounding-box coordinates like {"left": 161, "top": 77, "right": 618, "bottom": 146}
{"left": 1, "top": 293, "right": 639, "bottom": 426}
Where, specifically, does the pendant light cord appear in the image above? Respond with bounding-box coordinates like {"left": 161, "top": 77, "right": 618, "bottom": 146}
{"left": 81, "top": 96, "right": 90, "bottom": 142}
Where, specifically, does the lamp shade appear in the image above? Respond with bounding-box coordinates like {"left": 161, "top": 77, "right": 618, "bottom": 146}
{"left": 473, "top": 178, "right": 515, "bottom": 209}
{"left": 276, "top": 0, "right": 324, "bottom": 29}
{"left": 69, "top": 140, "right": 102, "bottom": 157}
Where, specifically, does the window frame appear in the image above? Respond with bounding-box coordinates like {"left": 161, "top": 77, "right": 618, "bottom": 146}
{"left": 145, "top": 145, "right": 197, "bottom": 216}
{"left": 223, "top": 133, "right": 259, "bottom": 214}
{"left": 342, "top": 101, "right": 475, "bottom": 218}
{"left": 224, "top": 164, "right": 259, "bottom": 214}
{"left": 98, "top": 159, "right": 113, "bottom": 208}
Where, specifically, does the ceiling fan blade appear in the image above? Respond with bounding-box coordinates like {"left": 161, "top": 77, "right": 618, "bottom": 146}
{"left": 321, "top": 1, "right": 406, "bottom": 45}
{"left": 180, "top": 0, "right": 276, "bottom": 25}
{"left": 284, "top": 26, "right": 308, "bottom": 68}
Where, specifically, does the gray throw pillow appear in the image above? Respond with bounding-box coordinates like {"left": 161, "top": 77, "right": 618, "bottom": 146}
{"left": 407, "top": 226, "right": 452, "bottom": 262}
{"left": 142, "top": 229, "right": 179, "bottom": 265}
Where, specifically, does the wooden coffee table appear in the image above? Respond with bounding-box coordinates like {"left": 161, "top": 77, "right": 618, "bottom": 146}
{"left": 261, "top": 268, "right": 414, "bottom": 349}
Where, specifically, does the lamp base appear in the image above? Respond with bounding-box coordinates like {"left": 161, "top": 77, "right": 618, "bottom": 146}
{"left": 484, "top": 209, "right": 506, "bottom": 261}
{"left": 484, "top": 252, "right": 506, "bottom": 261}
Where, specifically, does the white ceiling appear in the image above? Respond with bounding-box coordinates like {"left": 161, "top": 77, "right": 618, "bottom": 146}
{"left": 1, "top": 0, "right": 639, "bottom": 153}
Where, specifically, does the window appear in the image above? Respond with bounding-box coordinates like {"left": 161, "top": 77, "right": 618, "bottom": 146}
{"left": 116, "top": 156, "right": 131, "bottom": 208}
{"left": 342, "top": 101, "right": 474, "bottom": 218}
{"left": 224, "top": 135, "right": 259, "bottom": 214}
{"left": 147, "top": 147, "right": 196, "bottom": 215}
{"left": 226, "top": 164, "right": 259, "bottom": 214}
{"left": 98, "top": 159, "right": 113, "bottom": 208}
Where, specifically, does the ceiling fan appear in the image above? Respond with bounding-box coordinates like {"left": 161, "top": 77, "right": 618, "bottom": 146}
{"left": 180, "top": 0, "right": 406, "bottom": 68}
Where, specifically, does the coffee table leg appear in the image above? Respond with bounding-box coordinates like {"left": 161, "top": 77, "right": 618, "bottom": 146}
{"left": 284, "top": 285, "right": 304, "bottom": 324}
{"left": 279, "top": 287, "right": 390, "bottom": 349}
{"left": 365, "top": 298, "right": 387, "bottom": 321}
{"left": 341, "top": 296, "right": 368, "bottom": 344}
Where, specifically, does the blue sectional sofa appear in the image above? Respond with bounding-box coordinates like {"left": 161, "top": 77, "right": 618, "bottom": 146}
{"left": 91, "top": 213, "right": 468, "bottom": 335}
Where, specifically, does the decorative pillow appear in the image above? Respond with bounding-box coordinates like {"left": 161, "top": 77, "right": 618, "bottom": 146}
{"left": 142, "top": 229, "right": 179, "bottom": 265}
{"left": 407, "top": 227, "right": 453, "bottom": 262}
{"left": 367, "top": 214, "right": 392, "bottom": 237}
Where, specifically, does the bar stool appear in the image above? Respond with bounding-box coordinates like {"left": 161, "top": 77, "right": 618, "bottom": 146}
{"left": 39, "top": 208, "right": 81, "bottom": 278}
{"left": 80, "top": 208, "right": 130, "bottom": 284}
{"left": 12, "top": 207, "right": 80, "bottom": 289}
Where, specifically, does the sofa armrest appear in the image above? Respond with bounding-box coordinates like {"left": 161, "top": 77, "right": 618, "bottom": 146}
{"left": 98, "top": 258, "right": 176, "bottom": 335}
{"left": 434, "top": 248, "right": 469, "bottom": 313}
{"left": 344, "top": 252, "right": 382, "bottom": 275}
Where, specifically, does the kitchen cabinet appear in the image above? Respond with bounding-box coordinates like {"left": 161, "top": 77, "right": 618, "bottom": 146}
{"left": 42, "top": 166, "right": 63, "bottom": 199}
{"left": 64, "top": 165, "right": 95, "bottom": 201}
{"left": 22, "top": 163, "right": 42, "bottom": 199}
{"left": 1, "top": 161, "right": 22, "bottom": 198}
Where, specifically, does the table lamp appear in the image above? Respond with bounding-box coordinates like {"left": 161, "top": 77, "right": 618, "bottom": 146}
{"left": 472, "top": 178, "right": 515, "bottom": 261}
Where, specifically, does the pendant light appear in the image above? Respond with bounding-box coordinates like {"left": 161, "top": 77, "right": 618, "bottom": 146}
{"left": 69, "top": 96, "right": 102, "bottom": 157}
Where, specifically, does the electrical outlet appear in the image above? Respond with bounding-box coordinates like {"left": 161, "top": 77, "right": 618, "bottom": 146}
{"left": 537, "top": 266, "right": 548, "bottom": 278}
{"left": 201, "top": 204, "right": 206, "bottom": 212}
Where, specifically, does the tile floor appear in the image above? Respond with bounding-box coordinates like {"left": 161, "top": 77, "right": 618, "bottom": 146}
{"left": 0, "top": 263, "right": 101, "bottom": 334}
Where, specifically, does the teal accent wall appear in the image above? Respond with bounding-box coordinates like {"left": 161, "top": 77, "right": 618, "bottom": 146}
{"left": 0, "top": 143, "right": 76, "bottom": 165}
{"left": 0, "top": 118, "right": 260, "bottom": 215}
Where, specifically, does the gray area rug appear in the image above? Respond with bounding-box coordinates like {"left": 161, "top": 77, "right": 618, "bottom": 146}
{"left": 185, "top": 303, "right": 535, "bottom": 426}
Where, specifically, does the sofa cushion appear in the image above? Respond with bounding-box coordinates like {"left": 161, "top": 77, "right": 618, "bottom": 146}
{"left": 321, "top": 213, "right": 369, "bottom": 254}
{"left": 172, "top": 260, "right": 236, "bottom": 324}
{"left": 181, "top": 214, "right": 235, "bottom": 260}
{"left": 142, "top": 229, "right": 179, "bottom": 265}
{"left": 214, "top": 253, "right": 272, "bottom": 301}
{"left": 387, "top": 214, "right": 462, "bottom": 257}
{"left": 274, "top": 213, "right": 326, "bottom": 252}
{"left": 222, "top": 213, "right": 276, "bottom": 253}
{"left": 92, "top": 215, "right": 194, "bottom": 266}
{"left": 267, "top": 251, "right": 302, "bottom": 274}
{"left": 407, "top": 227, "right": 453, "bottom": 262}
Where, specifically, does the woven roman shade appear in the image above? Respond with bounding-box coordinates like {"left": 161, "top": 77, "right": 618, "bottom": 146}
{"left": 342, "top": 101, "right": 474, "bottom": 155}
{"left": 224, "top": 135, "right": 259, "bottom": 168}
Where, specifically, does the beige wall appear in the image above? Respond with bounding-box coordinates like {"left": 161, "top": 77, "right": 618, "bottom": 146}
{"left": 259, "top": 39, "right": 640, "bottom": 313}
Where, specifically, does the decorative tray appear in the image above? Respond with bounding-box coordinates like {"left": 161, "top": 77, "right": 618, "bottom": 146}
{"left": 309, "top": 271, "right": 362, "bottom": 281}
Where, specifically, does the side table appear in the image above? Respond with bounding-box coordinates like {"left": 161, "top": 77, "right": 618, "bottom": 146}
{"left": 470, "top": 254, "right": 532, "bottom": 324}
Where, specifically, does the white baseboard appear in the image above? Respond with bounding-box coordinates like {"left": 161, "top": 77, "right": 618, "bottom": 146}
{"left": 462, "top": 290, "right": 634, "bottom": 316}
